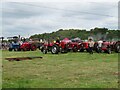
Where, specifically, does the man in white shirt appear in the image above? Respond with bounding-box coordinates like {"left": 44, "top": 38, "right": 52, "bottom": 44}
{"left": 98, "top": 39, "right": 103, "bottom": 48}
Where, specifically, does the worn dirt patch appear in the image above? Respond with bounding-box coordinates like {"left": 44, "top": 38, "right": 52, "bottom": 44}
{"left": 5, "top": 56, "right": 43, "bottom": 61}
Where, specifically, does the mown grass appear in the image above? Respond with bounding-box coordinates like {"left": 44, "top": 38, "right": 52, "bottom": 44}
{"left": 2, "top": 50, "right": 119, "bottom": 88}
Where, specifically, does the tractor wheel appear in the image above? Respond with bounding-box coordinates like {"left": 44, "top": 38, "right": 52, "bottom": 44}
{"left": 17, "top": 48, "right": 21, "bottom": 51}
{"left": 101, "top": 50, "right": 104, "bottom": 53}
{"left": 43, "top": 49, "right": 47, "bottom": 54}
{"left": 80, "top": 48, "right": 84, "bottom": 52}
{"left": 31, "top": 45, "right": 37, "bottom": 51}
{"left": 51, "top": 45, "right": 59, "bottom": 54}
{"left": 21, "top": 46, "right": 29, "bottom": 51}
{"left": 96, "top": 47, "right": 101, "bottom": 53}
{"left": 14, "top": 48, "right": 17, "bottom": 51}
{"left": 61, "top": 45, "right": 68, "bottom": 53}
{"left": 62, "top": 44, "right": 68, "bottom": 53}
{"left": 20, "top": 48, "right": 24, "bottom": 51}
{"left": 64, "top": 49, "right": 68, "bottom": 53}
{"left": 115, "top": 44, "right": 120, "bottom": 53}
{"left": 73, "top": 46, "right": 78, "bottom": 52}
{"left": 42, "top": 46, "right": 48, "bottom": 54}
{"left": 86, "top": 49, "right": 89, "bottom": 52}
{"left": 61, "top": 48, "right": 68, "bottom": 53}
{"left": 38, "top": 46, "right": 41, "bottom": 50}
{"left": 96, "top": 49, "right": 99, "bottom": 53}
{"left": 107, "top": 48, "right": 112, "bottom": 54}
{"left": 41, "top": 47, "right": 44, "bottom": 52}
{"left": 9, "top": 48, "right": 13, "bottom": 51}
{"left": 23, "top": 47, "right": 27, "bottom": 51}
{"left": 21, "top": 48, "right": 27, "bottom": 51}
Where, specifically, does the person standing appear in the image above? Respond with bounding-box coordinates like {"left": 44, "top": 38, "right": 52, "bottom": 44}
{"left": 88, "top": 37, "right": 94, "bottom": 54}
{"left": 56, "top": 37, "right": 60, "bottom": 43}
{"left": 97, "top": 39, "right": 103, "bottom": 53}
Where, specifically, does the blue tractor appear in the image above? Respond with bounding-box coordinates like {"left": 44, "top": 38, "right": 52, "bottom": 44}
{"left": 8, "top": 36, "right": 21, "bottom": 51}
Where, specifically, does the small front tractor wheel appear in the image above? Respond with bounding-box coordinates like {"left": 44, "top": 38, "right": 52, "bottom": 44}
{"left": 96, "top": 47, "right": 102, "bottom": 53}
{"left": 80, "top": 48, "right": 84, "bottom": 52}
{"left": 61, "top": 44, "right": 68, "bottom": 53}
{"left": 43, "top": 49, "right": 47, "bottom": 54}
{"left": 31, "top": 45, "right": 37, "bottom": 51}
{"left": 41, "top": 47, "right": 44, "bottom": 52}
{"left": 14, "top": 48, "right": 17, "bottom": 51}
{"left": 23, "top": 47, "right": 27, "bottom": 51}
{"left": 9, "top": 48, "right": 13, "bottom": 51}
{"left": 107, "top": 48, "right": 112, "bottom": 54}
{"left": 17, "top": 48, "right": 21, "bottom": 51}
{"left": 86, "top": 49, "right": 89, "bottom": 52}
{"left": 73, "top": 46, "right": 78, "bottom": 52}
{"left": 115, "top": 44, "right": 120, "bottom": 53}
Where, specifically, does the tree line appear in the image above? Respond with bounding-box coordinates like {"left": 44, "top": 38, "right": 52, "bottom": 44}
{"left": 30, "top": 27, "right": 120, "bottom": 41}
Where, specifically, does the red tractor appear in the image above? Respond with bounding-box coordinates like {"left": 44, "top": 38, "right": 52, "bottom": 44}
{"left": 114, "top": 41, "right": 120, "bottom": 53}
{"left": 40, "top": 42, "right": 54, "bottom": 54}
{"left": 101, "top": 41, "right": 112, "bottom": 54}
{"left": 94, "top": 40, "right": 120, "bottom": 54}
{"left": 20, "top": 42, "right": 37, "bottom": 51}
{"left": 20, "top": 38, "right": 44, "bottom": 51}
{"left": 41, "top": 38, "right": 85, "bottom": 54}
{"left": 66, "top": 42, "right": 80, "bottom": 52}
{"left": 79, "top": 41, "right": 89, "bottom": 52}
{"left": 41, "top": 38, "right": 92, "bottom": 54}
{"left": 41, "top": 38, "right": 71, "bottom": 54}
{"left": 110, "top": 41, "right": 120, "bottom": 53}
{"left": 94, "top": 41, "right": 112, "bottom": 54}
{"left": 7, "top": 36, "right": 43, "bottom": 51}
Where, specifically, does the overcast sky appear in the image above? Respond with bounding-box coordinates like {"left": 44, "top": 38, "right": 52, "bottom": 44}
{"left": 0, "top": 0, "right": 119, "bottom": 38}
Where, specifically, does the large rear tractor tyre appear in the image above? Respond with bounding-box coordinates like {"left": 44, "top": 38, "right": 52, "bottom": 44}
{"left": 51, "top": 45, "right": 59, "bottom": 54}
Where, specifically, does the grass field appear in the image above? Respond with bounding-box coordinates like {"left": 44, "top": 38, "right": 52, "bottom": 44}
{"left": 2, "top": 50, "right": 119, "bottom": 88}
